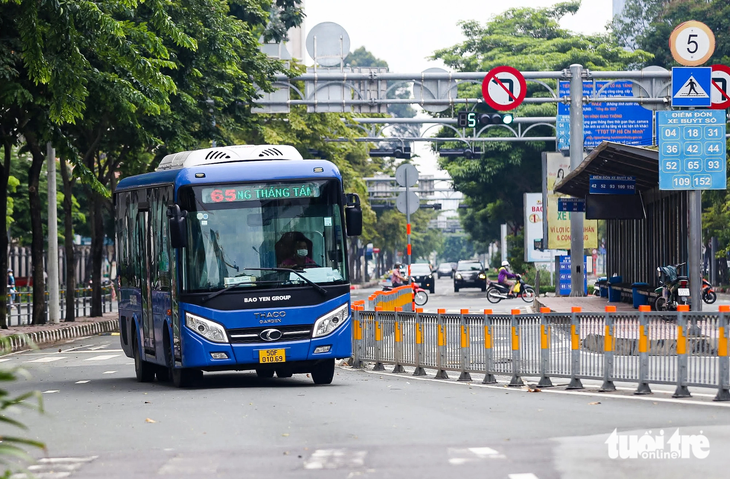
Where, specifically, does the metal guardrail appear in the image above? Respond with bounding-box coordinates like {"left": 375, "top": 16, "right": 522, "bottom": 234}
{"left": 5, "top": 288, "right": 115, "bottom": 326}
{"left": 350, "top": 304, "right": 730, "bottom": 402}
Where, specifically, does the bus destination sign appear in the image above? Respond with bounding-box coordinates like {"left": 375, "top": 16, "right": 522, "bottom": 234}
{"left": 202, "top": 183, "right": 321, "bottom": 203}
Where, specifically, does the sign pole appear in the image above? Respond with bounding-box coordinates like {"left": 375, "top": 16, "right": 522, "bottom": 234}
{"left": 569, "top": 64, "right": 585, "bottom": 297}
{"left": 689, "top": 190, "right": 703, "bottom": 311}
{"left": 406, "top": 169, "right": 411, "bottom": 278}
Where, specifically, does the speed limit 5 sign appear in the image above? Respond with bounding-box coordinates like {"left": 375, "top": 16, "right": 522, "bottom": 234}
{"left": 669, "top": 21, "right": 715, "bottom": 66}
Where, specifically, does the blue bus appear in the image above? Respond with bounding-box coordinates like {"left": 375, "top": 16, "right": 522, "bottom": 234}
{"left": 114, "top": 145, "right": 362, "bottom": 387}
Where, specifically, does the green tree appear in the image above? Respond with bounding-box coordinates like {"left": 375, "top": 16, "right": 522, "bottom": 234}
{"left": 439, "top": 234, "right": 476, "bottom": 263}
{"left": 431, "top": 1, "right": 651, "bottom": 248}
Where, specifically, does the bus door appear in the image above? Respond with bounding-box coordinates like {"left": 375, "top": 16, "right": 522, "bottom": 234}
{"left": 136, "top": 207, "right": 156, "bottom": 353}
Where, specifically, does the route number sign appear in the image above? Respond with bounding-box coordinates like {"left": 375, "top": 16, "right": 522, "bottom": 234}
{"left": 657, "top": 110, "right": 726, "bottom": 191}
{"left": 669, "top": 21, "right": 715, "bottom": 66}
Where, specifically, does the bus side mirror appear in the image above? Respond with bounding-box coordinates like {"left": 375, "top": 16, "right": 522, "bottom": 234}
{"left": 345, "top": 193, "right": 362, "bottom": 236}
{"left": 167, "top": 204, "right": 188, "bottom": 249}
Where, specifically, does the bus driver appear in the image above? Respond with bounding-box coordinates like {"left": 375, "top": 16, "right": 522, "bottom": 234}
{"left": 278, "top": 233, "right": 318, "bottom": 270}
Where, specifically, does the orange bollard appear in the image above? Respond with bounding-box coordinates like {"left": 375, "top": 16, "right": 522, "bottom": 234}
{"left": 571, "top": 306, "right": 582, "bottom": 313}
{"left": 677, "top": 305, "right": 690, "bottom": 312}
{"left": 540, "top": 307, "right": 551, "bottom": 313}
{"left": 605, "top": 305, "right": 617, "bottom": 313}
{"left": 638, "top": 305, "right": 651, "bottom": 312}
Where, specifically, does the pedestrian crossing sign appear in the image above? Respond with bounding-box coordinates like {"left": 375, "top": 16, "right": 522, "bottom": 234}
{"left": 672, "top": 67, "right": 711, "bottom": 107}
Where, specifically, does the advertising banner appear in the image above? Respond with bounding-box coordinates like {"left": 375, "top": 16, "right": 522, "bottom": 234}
{"left": 524, "top": 193, "right": 566, "bottom": 262}
{"left": 542, "top": 152, "right": 598, "bottom": 250}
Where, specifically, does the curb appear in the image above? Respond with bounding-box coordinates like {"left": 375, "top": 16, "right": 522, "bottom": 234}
{"left": 4, "top": 320, "right": 120, "bottom": 353}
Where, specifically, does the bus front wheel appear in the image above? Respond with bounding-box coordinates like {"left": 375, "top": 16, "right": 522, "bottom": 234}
{"left": 132, "top": 330, "right": 155, "bottom": 383}
{"left": 311, "top": 359, "right": 335, "bottom": 385}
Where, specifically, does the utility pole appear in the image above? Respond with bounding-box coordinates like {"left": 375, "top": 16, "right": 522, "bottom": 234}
{"left": 47, "top": 142, "right": 60, "bottom": 323}
{"left": 569, "top": 64, "right": 585, "bottom": 297}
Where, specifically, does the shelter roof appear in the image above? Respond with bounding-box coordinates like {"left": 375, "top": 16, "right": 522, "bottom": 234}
{"left": 553, "top": 142, "right": 658, "bottom": 197}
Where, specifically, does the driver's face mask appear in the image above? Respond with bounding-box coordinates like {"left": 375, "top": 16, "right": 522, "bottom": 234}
{"left": 297, "top": 249, "right": 308, "bottom": 257}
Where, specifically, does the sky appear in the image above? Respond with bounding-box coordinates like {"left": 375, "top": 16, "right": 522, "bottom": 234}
{"left": 297, "top": 1, "right": 616, "bottom": 178}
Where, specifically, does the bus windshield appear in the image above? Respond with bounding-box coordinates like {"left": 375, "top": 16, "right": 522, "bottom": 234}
{"left": 179, "top": 179, "right": 348, "bottom": 292}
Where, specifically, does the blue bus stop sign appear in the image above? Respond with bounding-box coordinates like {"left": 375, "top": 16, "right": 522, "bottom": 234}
{"left": 672, "top": 67, "right": 711, "bottom": 107}
{"left": 658, "top": 110, "right": 726, "bottom": 190}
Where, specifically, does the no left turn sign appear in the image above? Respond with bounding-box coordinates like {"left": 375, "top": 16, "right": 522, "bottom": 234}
{"left": 482, "top": 66, "right": 527, "bottom": 111}
{"left": 710, "top": 64, "right": 730, "bottom": 110}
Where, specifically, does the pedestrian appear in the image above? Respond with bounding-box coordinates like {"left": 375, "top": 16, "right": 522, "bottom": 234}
{"left": 7, "top": 268, "right": 16, "bottom": 309}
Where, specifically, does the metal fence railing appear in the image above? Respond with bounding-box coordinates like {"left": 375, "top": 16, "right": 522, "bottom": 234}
{"left": 5, "top": 288, "right": 115, "bottom": 326}
{"left": 350, "top": 304, "right": 730, "bottom": 402}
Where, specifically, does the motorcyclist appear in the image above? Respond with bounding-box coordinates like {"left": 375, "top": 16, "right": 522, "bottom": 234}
{"left": 390, "top": 263, "right": 407, "bottom": 288}
{"left": 498, "top": 260, "right": 517, "bottom": 294}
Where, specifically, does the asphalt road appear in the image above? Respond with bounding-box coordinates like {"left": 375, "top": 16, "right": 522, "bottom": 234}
{"left": 4, "top": 332, "right": 730, "bottom": 479}
{"left": 352, "top": 276, "right": 531, "bottom": 314}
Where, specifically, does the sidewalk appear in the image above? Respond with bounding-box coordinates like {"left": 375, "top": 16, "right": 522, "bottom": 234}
{"left": 535, "top": 295, "right": 638, "bottom": 313}
{"left": 0, "top": 312, "right": 119, "bottom": 353}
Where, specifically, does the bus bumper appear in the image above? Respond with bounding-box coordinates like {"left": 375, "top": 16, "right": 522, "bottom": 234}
{"left": 180, "top": 320, "right": 352, "bottom": 369}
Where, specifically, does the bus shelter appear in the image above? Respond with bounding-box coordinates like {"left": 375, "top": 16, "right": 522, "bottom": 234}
{"left": 553, "top": 142, "right": 689, "bottom": 304}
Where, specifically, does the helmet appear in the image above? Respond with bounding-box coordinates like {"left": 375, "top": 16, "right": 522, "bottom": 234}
{"left": 501, "top": 260, "right": 510, "bottom": 267}
{"left": 7, "top": 268, "right": 12, "bottom": 273}
{"left": 394, "top": 263, "right": 401, "bottom": 268}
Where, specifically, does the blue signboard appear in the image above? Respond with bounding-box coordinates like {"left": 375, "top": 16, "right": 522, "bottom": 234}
{"left": 558, "top": 255, "right": 588, "bottom": 296}
{"left": 671, "top": 67, "right": 711, "bottom": 108}
{"left": 657, "top": 110, "right": 727, "bottom": 190}
{"left": 558, "top": 198, "right": 586, "bottom": 212}
{"left": 589, "top": 176, "right": 636, "bottom": 195}
{"left": 557, "top": 81, "right": 653, "bottom": 150}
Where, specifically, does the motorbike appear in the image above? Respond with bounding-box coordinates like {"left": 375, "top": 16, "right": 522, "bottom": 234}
{"left": 383, "top": 279, "right": 428, "bottom": 306}
{"left": 654, "top": 263, "right": 689, "bottom": 311}
{"left": 486, "top": 274, "right": 535, "bottom": 304}
{"left": 702, "top": 278, "right": 717, "bottom": 304}
{"left": 593, "top": 277, "right": 608, "bottom": 296}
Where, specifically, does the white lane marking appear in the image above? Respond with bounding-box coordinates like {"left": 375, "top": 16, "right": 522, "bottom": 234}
{"left": 28, "top": 357, "right": 65, "bottom": 363}
{"left": 75, "top": 380, "right": 90, "bottom": 384}
{"left": 88, "top": 344, "right": 110, "bottom": 351}
{"left": 21, "top": 456, "right": 99, "bottom": 478}
{"left": 304, "top": 449, "right": 367, "bottom": 470}
{"left": 0, "top": 358, "right": 12, "bottom": 363}
{"left": 103, "top": 370, "right": 117, "bottom": 374}
{"left": 84, "top": 355, "right": 119, "bottom": 361}
{"left": 158, "top": 457, "right": 217, "bottom": 475}
{"left": 63, "top": 349, "right": 123, "bottom": 354}
{"left": 509, "top": 474, "right": 539, "bottom": 479}
{"left": 61, "top": 346, "right": 86, "bottom": 352}
{"left": 358, "top": 368, "right": 730, "bottom": 409}
{"left": 448, "top": 447, "right": 504, "bottom": 465}
{"left": 38, "top": 456, "right": 98, "bottom": 463}
{"left": 42, "top": 390, "right": 60, "bottom": 394}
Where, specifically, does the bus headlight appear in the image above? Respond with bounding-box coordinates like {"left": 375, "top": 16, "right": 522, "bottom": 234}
{"left": 312, "top": 304, "right": 349, "bottom": 338}
{"left": 186, "top": 312, "right": 228, "bottom": 343}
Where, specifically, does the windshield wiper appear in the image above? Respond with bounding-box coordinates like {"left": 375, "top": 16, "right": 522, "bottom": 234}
{"left": 242, "top": 267, "right": 327, "bottom": 296}
{"left": 200, "top": 282, "right": 253, "bottom": 304}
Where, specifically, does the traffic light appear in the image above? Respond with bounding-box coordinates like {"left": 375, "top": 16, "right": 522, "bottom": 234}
{"left": 457, "top": 111, "right": 478, "bottom": 128}
{"left": 438, "top": 148, "right": 483, "bottom": 159}
{"left": 457, "top": 110, "right": 514, "bottom": 128}
{"left": 369, "top": 146, "right": 412, "bottom": 159}
{"left": 478, "top": 113, "right": 514, "bottom": 125}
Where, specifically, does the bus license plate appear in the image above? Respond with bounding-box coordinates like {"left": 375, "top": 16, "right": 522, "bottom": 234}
{"left": 678, "top": 288, "right": 690, "bottom": 297}
{"left": 259, "top": 349, "right": 285, "bottom": 364}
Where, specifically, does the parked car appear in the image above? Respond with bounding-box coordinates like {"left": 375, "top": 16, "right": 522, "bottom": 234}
{"left": 409, "top": 263, "right": 435, "bottom": 293}
{"left": 436, "top": 263, "right": 455, "bottom": 278}
{"left": 453, "top": 260, "right": 487, "bottom": 292}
